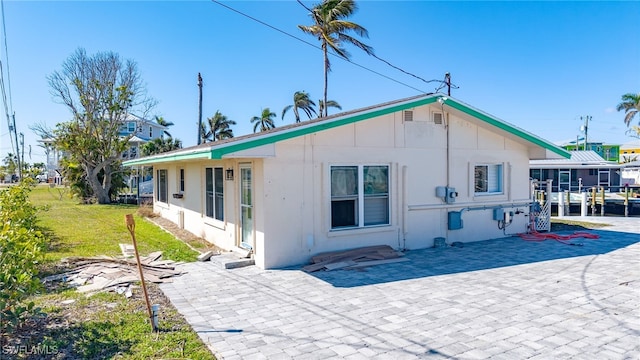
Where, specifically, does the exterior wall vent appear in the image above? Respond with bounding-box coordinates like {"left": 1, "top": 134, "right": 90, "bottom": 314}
{"left": 433, "top": 112, "right": 443, "bottom": 125}
{"left": 403, "top": 110, "right": 414, "bottom": 122}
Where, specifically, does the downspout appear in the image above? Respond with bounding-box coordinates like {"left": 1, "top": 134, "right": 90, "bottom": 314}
{"left": 439, "top": 96, "right": 450, "bottom": 241}
{"left": 445, "top": 104, "right": 450, "bottom": 188}
{"left": 402, "top": 165, "right": 408, "bottom": 250}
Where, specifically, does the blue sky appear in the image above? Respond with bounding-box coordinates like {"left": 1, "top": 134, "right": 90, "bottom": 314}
{"left": 1, "top": 0, "right": 638, "bottom": 165}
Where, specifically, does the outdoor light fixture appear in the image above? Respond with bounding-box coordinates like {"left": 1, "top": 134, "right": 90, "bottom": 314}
{"left": 226, "top": 168, "right": 234, "bottom": 181}
{"left": 437, "top": 96, "right": 448, "bottom": 104}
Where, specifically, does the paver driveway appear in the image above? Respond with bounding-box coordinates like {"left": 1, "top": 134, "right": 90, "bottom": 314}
{"left": 160, "top": 217, "right": 639, "bottom": 359}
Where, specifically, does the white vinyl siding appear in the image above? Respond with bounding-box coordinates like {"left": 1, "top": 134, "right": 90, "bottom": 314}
{"left": 331, "top": 165, "right": 389, "bottom": 229}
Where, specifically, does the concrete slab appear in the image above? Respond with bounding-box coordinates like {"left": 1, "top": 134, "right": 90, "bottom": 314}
{"left": 161, "top": 217, "right": 640, "bottom": 359}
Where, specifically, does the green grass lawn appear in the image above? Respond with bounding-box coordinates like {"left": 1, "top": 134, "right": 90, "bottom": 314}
{"left": 31, "top": 185, "right": 198, "bottom": 263}
{"left": 28, "top": 285, "right": 214, "bottom": 360}
{"left": 7, "top": 184, "right": 216, "bottom": 360}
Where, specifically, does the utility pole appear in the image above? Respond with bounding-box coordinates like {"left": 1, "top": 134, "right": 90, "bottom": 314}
{"left": 580, "top": 115, "right": 591, "bottom": 151}
{"left": 444, "top": 72, "right": 451, "bottom": 96}
{"left": 197, "top": 73, "right": 203, "bottom": 145}
{"left": 19, "top": 132, "right": 24, "bottom": 179}
{"left": 11, "top": 113, "right": 20, "bottom": 179}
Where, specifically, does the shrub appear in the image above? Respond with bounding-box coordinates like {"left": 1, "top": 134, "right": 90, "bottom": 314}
{"left": 136, "top": 204, "right": 157, "bottom": 218}
{"left": 0, "top": 183, "right": 47, "bottom": 335}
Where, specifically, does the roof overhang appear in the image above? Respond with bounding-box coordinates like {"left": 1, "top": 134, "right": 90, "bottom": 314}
{"left": 123, "top": 94, "right": 569, "bottom": 167}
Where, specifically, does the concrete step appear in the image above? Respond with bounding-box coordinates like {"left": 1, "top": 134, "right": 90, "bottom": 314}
{"left": 210, "top": 252, "right": 255, "bottom": 269}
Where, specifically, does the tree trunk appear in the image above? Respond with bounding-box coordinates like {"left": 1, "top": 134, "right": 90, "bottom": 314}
{"left": 323, "top": 44, "right": 329, "bottom": 118}
{"left": 86, "top": 164, "right": 112, "bottom": 204}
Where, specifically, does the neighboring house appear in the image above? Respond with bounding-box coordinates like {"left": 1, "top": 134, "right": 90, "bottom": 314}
{"left": 123, "top": 94, "right": 569, "bottom": 269}
{"left": 37, "top": 137, "right": 63, "bottom": 184}
{"left": 619, "top": 140, "right": 640, "bottom": 163}
{"left": 530, "top": 151, "right": 623, "bottom": 192}
{"left": 558, "top": 138, "right": 620, "bottom": 162}
{"left": 38, "top": 114, "right": 165, "bottom": 185}
{"left": 119, "top": 114, "right": 167, "bottom": 160}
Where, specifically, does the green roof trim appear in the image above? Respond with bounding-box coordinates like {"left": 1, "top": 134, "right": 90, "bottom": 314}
{"left": 123, "top": 94, "right": 569, "bottom": 166}
{"left": 211, "top": 96, "right": 439, "bottom": 159}
{"left": 443, "top": 99, "right": 570, "bottom": 158}
{"left": 123, "top": 148, "right": 211, "bottom": 166}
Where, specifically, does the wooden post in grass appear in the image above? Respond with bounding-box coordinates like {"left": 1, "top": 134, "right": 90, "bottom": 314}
{"left": 125, "top": 214, "right": 156, "bottom": 332}
{"left": 591, "top": 187, "right": 596, "bottom": 216}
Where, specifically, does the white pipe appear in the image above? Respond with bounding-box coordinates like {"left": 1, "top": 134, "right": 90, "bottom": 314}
{"left": 151, "top": 304, "right": 160, "bottom": 331}
{"left": 445, "top": 109, "right": 451, "bottom": 187}
{"left": 581, "top": 192, "right": 588, "bottom": 216}
{"left": 402, "top": 165, "right": 408, "bottom": 250}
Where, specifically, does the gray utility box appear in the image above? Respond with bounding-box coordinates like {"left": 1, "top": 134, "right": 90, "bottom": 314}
{"left": 448, "top": 211, "right": 463, "bottom": 230}
{"left": 436, "top": 186, "right": 458, "bottom": 203}
{"left": 493, "top": 208, "right": 504, "bottom": 221}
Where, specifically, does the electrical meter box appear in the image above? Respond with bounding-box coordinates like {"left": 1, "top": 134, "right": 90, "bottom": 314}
{"left": 493, "top": 208, "right": 504, "bottom": 221}
{"left": 436, "top": 186, "right": 458, "bottom": 203}
{"left": 448, "top": 211, "right": 463, "bottom": 230}
{"left": 446, "top": 187, "right": 458, "bottom": 203}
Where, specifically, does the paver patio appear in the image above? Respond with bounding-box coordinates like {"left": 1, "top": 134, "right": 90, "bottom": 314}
{"left": 160, "top": 217, "right": 640, "bottom": 359}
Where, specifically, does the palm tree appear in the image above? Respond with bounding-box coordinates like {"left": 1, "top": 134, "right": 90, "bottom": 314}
{"left": 3, "top": 153, "right": 17, "bottom": 175}
{"left": 282, "top": 91, "right": 317, "bottom": 123}
{"left": 617, "top": 93, "right": 640, "bottom": 127}
{"left": 318, "top": 99, "right": 342, "bottom": 118}
{"left": 298, "top": 0, "right": 374, "bottom": 117}
{"left": 251, "top": 108, "right": 277, "bottom": 133}
{"left": 201, "top": 110, "right": 236, "bottom": 143}
{"left": 140, "top": 137, "right": 183, "bottom": 156}
{"left": 154, "top": 116, "right": 174, "bottom": 138}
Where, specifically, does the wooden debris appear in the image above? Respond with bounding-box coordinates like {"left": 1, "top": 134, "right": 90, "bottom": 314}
{"left": 119, "top": 243, "right": 135, "bottom": 257}
{"left": 342, "top": 257, "right": 410, "bottom": 269}
{"left": 197, "top": 250, "right": 215, "bottom": 262}
{"left": 303, "top": 245, "right": 406, "bottom": 273}
{"left": 44, "top": 252, "right": 183, "bottom": 296}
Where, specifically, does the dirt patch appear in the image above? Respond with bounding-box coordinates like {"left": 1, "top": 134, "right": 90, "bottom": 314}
{"left": 145, "top": 216, "right": 222, "bottom": 253}
{"left": 1, "top": 281, "right": 190, "bottom": 360}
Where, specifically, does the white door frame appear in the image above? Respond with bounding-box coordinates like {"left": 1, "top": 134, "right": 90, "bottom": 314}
{"left": 239, "top": 163, "right": 254, "bottom": 250}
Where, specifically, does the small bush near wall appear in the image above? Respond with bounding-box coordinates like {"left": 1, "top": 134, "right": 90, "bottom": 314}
{"left": 0, "top": 182, "right": 47, "bottom": 335}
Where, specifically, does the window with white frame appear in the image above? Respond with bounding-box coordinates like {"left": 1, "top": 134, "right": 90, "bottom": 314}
{"left": 149, "top": 126, "right": 153, "bottom": 138}
{"left": 205, "top": 167, "right": 224, "bottom": 221}
{"left": 178, "top": 168, "right": 185, "bottom": 193}
{"left": 156, "top": 169, "right": 168, "bottom": 203}
{"left": 127, "top": 122, "right": 136, "bottom": 132}
{"left": 330, "top": 165, "right": 389, "bottom": 229}
{"left": 474, "top": 164, "right": 503, "bottom": 195}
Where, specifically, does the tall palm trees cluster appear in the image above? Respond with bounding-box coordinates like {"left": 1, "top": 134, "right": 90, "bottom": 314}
{"left": 298, "top": 0, "right": 373, "bottom": 117}
{"left": 149, "top": 0, "right": 371, "bottom": 155}
{"left": 200, "top": 111, "right": 237, "bottom": 143}
{"left": 213, "top": 0, "right": 373, "bottom": 134}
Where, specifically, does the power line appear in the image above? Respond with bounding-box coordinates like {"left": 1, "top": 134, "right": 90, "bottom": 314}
{"left": 0, "top": 0, "right": 11, "bottom": 114}
{"left": 210, "top": 0, "right": 447, "bottom": 94}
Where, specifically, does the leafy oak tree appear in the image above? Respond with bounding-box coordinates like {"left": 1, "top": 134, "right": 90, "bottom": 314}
{"left": 48, "top": 48, "right": 155, "bottom": 204}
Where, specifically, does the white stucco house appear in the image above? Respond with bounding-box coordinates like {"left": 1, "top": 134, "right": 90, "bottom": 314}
{"left": 123, "top": 94, "right": 569, "bottom": 269}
